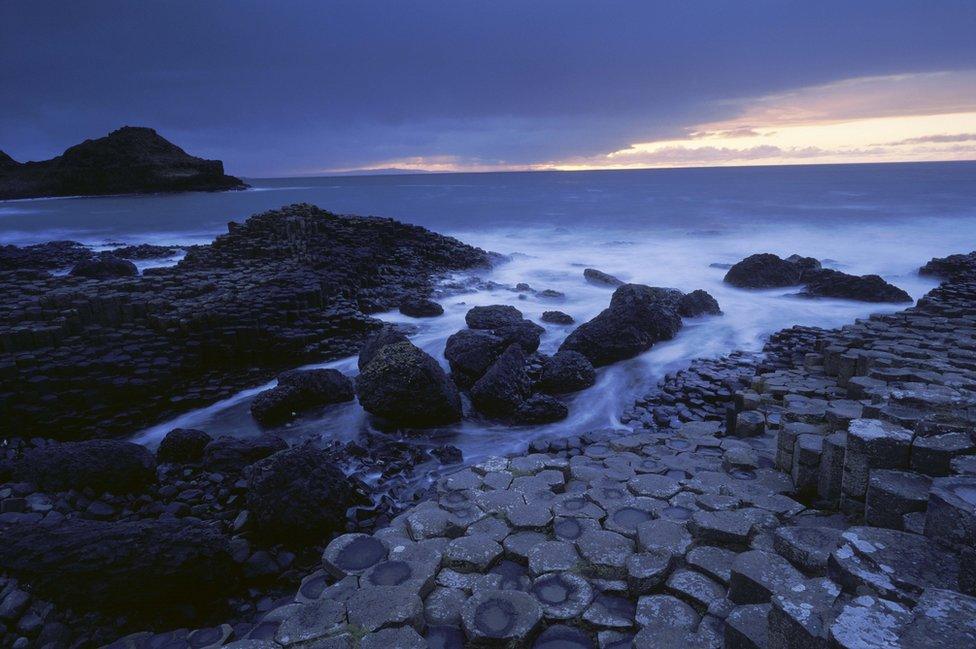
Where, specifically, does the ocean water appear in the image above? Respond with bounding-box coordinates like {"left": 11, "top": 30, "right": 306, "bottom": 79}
{"left": 4, "top": 161, "right": 976, "bottom": 463}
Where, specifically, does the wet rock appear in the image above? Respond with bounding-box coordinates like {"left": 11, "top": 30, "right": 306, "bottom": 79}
{"left": 724, "top": 253, "right": 813, "bottom": 289}
{"left": 358, "top": 325, "right": 410, "bottom": 371}
{"left": 560, "top": 284, "right": 683, "bottom": 366}
{"left": 531, "top": 572, "right": 594, "bottom": 620}
{"left": 541, "top": 310, "right": 574, "bottom": 325}
{"left": 399, "top": 297, "right": 444, "bottom": 318}
{"left": 799, "top": 269, "right": 912, "bottom": 303}
{"left": 533, "top": 624, "right": 595, "bottom": 649}
{"left": 202, "top": 435, "right": 288, "bottom": 473}
{"left": 461, "top": 589, "right": 542, "bottom": 645}
{"left": 514, "top": 393, "right": 569, "bottom": 424}
{"left": 444, "top": 328, "right": 506, "bottom": 388}
{"left": 156, "top": 428, "right": 212, "bottom": 464}
{"left": 356, "top": 340, "right": 462, "bottom": 427}
{"left": 466, "top": 305, "right": 525, "bottom": 330}
{"left": 69, "top": 253, "right": 138, "bottom": 279}
{"left": 584, "top": 268, "right": 624, "bottom": 287}
{"left": 582, "top": 593, "right": 635, "bottom": 629}
{"left": 0, "top": 518, "right": 235, "bottom": 622}
{"left": 322, "top": 534, "right": 389, "bottom": 578}
{"left": 678, "top": 289, "right": 722, "bottom": 317}
{"left": 538, "top": 351, "right": 596, "bottom": 394}
{"left": 12, "top": 439, "right": 155, "bottom": 493}
{"left": 246, "top": 445, "right": 367, "bottom": 544}
{"left": 251, "top": 369, "right": 354, "bottom": 425}
{"left": 361, "top": 626, "right": 426, "bottom": 649}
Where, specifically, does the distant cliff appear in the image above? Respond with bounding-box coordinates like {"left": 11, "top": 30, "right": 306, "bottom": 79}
{"left": 0, "top": 127, "right": 247, "bottom": 199}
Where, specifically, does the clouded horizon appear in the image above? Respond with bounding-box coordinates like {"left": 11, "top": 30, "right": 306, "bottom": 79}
{"left": 2, "top": 1, "right": 975, "bottom": 176}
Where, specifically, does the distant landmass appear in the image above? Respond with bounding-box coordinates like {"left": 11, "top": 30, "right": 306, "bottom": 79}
{"left": 0, "top": 126, "right": 247, "bottom": 200}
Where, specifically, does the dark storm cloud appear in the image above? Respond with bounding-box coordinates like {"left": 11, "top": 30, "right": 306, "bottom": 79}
{"left": 1, "top": 1, "right": 974, "bottom": 174}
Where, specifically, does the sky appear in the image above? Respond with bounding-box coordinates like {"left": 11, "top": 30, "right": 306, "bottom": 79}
{"left": 1, "top": 1, "right": 975, "bottom": 176}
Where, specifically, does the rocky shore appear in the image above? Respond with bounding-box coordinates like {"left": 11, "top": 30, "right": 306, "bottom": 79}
{"left": 1, "top": 206, "right": 974, "bottom": 648}
{"left": 0, "top": 127, "right": 246, "bottom": 200}
{"left": 39, "top": 247, "right": 970, "bottom": 649}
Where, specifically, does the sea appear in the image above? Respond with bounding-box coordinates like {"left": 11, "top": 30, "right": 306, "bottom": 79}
{"left": 3, "top": 161, "right": 976, "bottom": 464}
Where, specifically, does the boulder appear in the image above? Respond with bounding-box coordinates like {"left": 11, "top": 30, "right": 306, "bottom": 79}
{"left": 584, "top": 268, "right": 624, "bottom": 287}
{"left": 470, "top": 345, "right": 532, "bottom": 418}
{"left": 356, "top": 340, "right": 462, "bottom": 427}
{"left": 250, "top": 368, "right": 354, "bottom": 425}
{"left": 398, "top": 297, "right": 444, "bottom": 318}
{"left": 69, "top": 253, "right": 137, "bottom": 279}
{"left": 514, "top": 393, "right": 568, "bottom": 424}
{"left": 0, "top": 518, "right": 236, "bottom": 621}
{"left": 678, "top": 289, "right": 722, "bottom": 317}
{"left": 358, "top": 325, "right": 410, "bottom": 371}
{"left": 798, "top": 269, "right": 912, "bottom": 303}
{"left": 493, "top": 319, "right": 544, "bottom": 354}
{"left": 465, "top": 305, "right": 524, "bottom": 330}
{"left": 723, "top": 253, "right": 813, "bottom": 288}
{"left": 201, "top": 435, "right": 288, "bottom": 473}
{"left": 246, "top": 446, "right": 368, "bottom": 544}
{"left": 13, "top": 440, "right": 155, "bottom": 493}
{"left": 444, "top": 329, "right": 505, "bottom": 388}
{"left": 156, "top": 428, "right": 212, "bottom": 464}
{"left": 559, "top": 284, "right": 683, "bottom": 366}
{"left": 541, "top": 310, "right": 574, "bottom": 325}
{"left": 537, "top": 350, "right": 596, "bottom": 394}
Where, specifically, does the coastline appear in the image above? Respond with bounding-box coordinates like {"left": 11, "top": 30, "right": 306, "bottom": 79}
{"left": 0, "top": 233, "right": 974, "bottom": 645}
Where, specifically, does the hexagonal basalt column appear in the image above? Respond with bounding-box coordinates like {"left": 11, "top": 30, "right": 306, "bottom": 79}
{"left": 532, "top": 624, "right": 595, "bottom": 649}
{"left": 531, "top": 572, "right": 594, "bottom": 620}
{"left": 924, "top": 476, "right": 976, "bottom": 550}
{"left": 461, "top": 589, "right": 542, "bottom": 646}
{"left": 841, "top": 419, "right": 913, "bottom": 512}
{"left": 444, "top": 534, "right": 503, "bottom": 573}
{"left": 864, "top": 469, "right": 931, "bottom": 530}
{"left": 322, "top": 533, "right": 388, "bottom": 578}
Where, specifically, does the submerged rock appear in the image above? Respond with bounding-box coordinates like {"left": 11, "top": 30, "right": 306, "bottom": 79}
{"left": 584, "top": 268, "right": 625, "bottom": 287}
{"left": 559, "top": 284, "right": 684, "bottom": 366}
{"left": 465, "top": 304, "right": 525, "bottom": 330}
{"left": 399, "top": 297, "right": 444, "bottom": 318}
{"left": 250, "top": 368, "right": 354, "bottom": 425}
{"left": 356, "top": 340, "right": 462, "bottom": 427}
{"left": 246, "top": 446, "right": 368, "bottom": 544}
{"left": 678, "top": 289, "right": 722, "bottom": 317}
{"left": 541, "top": 310, "right": 575, "bottom": 325}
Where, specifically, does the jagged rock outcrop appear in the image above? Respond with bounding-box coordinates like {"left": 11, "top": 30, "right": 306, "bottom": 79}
{"left": 0, "top": 204, "right": 489, "bottom": 439}
{"left": 0, "top": 127, "right": 247, "bottom": 199}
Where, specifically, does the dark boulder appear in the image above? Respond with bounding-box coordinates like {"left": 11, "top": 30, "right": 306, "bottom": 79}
{"left": 245, "top": 446, "right": 368, "bottom": 545}
{"left": 538, "top": 350, "right": 596, "bottom": 394}
{"left": 0, "top": 240, "right": 93, "bottom": 271}
{"left": 399, "top": 297, "right": 444, "bottom": 318}
{"left": 13, "top": 440, "right": 155, "bottom": 493}
{"left": 584, "top": 268, "right": 624, "bottom": 287}
{"left": 678, "top": 289, "right": 722, "bottom": 317}
{"left": 494, "top": 319, "right": 545, "bottom": 354}
{"left": 799, "top": 269, "right": 912, "bottom": 303}
{"left": 542, "top": 310, "right": 574, "bottom": 325}
{"left": 358, "top": 325, "right": 410, "bottom": 371}
{"left": 250, "top": 368, "right": 354, "bottom": 425}
{"left": 0, "top": 518, "right": 235, "bottom": 621}
{"left": 69, "top": 253, "right": 138, "bottom": 279}
{"left": 156, "top": 428, "right": 212, "bottom": 464}
{"left": 356, "top": 340, "right": 462, "bottom": 427}
{"left": 514, "top": 393, "right": 569, "bottom": 424}
{"left": 470, "top": 344, "right": 533, "bottom": 418}
{"left": 465, "top": 305, "right": 524, "bottom": 330}
{"left": 112, "top": 243, "right": 178, "bottom": 259}
{"left": 920, "top": 251, "right": 976, "bottom": 281}
{"left": 723, "top": 253, "right": 811, "bottom": 288}
{"left": 201, "top": 435, "right": 288, "bottom": 473}
{"left": 559, "top": 284, "right": 683, "bottom": 366}
{"left": 785, "top": 254, "right": 822, "bottom": 273}
{"left": 444, "top": 329, "right": 506, "bottom": 388}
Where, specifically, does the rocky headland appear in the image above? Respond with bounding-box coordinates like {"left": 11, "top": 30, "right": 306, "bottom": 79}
{"left": 1, "top": 208, "right": 974, "bottom": 648}
{"left": 0, "top": 127, "right": 247, "bottom": 200}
